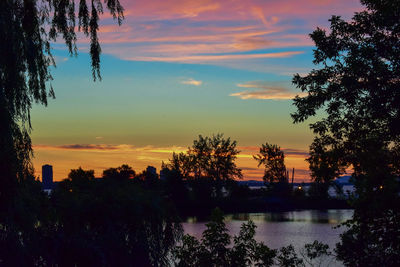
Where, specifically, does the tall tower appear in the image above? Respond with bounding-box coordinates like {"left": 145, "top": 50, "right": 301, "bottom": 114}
{"left": 42, "top": 164, "right": 53, "bottom": 190}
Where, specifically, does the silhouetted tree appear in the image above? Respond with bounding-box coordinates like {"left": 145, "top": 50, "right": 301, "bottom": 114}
{"left": 189, "top": 134, "right": 243, "bottom": 183}
{"left": 103, "top": 164, "right": 135, "bottom": 181}
{"left": 135, "top": 167, "right": 159, "bottom": 189}
{"left": 0, "top": 0, "right": 123, "bottom": 218}
{"left": 165, "top": 134, "right": 242, "bottom": 198}
{"left": 162, "top": 152, "right": 193, "bottom": 179}
{"left": 291, "top": 0, "right": 400, "bottom": 264}
{"left": 276, "top": 245, "right": 303, "bottom": 267}
{"left": 68, "top": 167, "right": 95, "bottom": 180}
{"left": 254, "top": 143, "right": 291, "bottom": 195}
{"left": 307, "top": 139, "right": 345, "bottom": 199}
{"left": 254, "top": 143, "right": 286, "bottom": 184}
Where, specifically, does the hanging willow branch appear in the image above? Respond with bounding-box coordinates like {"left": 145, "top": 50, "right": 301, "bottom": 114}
{"left": 0, "top": 0, "right": 123, "bottom": 182}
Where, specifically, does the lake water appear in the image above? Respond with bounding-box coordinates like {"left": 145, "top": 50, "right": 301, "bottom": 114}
{"left": 183, "top": 209, "right": 353, "bottom": 265}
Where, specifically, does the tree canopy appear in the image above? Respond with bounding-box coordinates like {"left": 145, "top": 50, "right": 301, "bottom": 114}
{"left": 164, "top": 134, "right": 243, "bottom": 182}
{"left": 253, "top": 143, "right": 287, "bottom": 185}
{"left": 292, "top": 0, "right": 400, "bottom": 182}
{"left": 163, "top": 134, "right": 242, "bottom": 199}
{"left": 103, "top": 164, "right": 136, "bottom": 181}
{"left": 291, "top": 0, "right": 400, "bottom": 264}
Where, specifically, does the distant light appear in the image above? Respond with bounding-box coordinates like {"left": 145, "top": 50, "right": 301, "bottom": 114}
{"left": 298, "top": 186, "right": 302, "bottom": 190}
{"left": 379, "top": 185, "right": 383, "bottom": 190}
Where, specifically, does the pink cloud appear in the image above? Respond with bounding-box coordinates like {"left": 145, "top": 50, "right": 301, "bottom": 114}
{"left": 123, "top": 0, "right": 221, "bottom": 20}
{"left": 124, "top": 51, "right": 303, "bottom": 63}
{"left": 75, "top": 0, "right": 363, "bottom": 70}
{"left": 67, "top": 0, "right": 363, "bottom": 74}
{"left": 251, "top": 6, "right": 279, "bottom": 28}
{"left": 116, "top": 0, "right": 361, "bottom": 21}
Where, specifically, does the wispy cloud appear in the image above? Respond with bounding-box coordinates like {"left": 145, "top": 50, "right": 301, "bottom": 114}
{"left": 71, "top": 0, "right": 362, "bottom": 72}
{"left": 115, "top": 0, "right": 361, "bottom": 22}
{"left": 52, "top": 56, "right": 69, "bottom": 66}
{"left": 126, "top": 51, "right": 303, "bottom": 63}
{"left": 34, "top": 144, "right": 123, "bottom": 151}
{"left": 34, "top": 144, "right": 308, "bottom": 158}
{"left": 181, "top": 78, "right": 203, "bottom": 86}
{"left": 239, "top": 146, "right": 309, "bottom": 157}
{"left": 230, "top": 81, "right": 306, "bottom": 100}
{"left": 251, "top": 6, "right": 279, "bottom": 28}
{"left": 33, "top": 144, "right": 187, "bottom": 153}
{"left": 282, "top": 148, "right": 309, "bottom": 157}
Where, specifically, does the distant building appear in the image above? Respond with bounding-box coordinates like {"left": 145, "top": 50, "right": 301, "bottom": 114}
{"left": 42, "top": 164, "right": 54, "bottom": 193}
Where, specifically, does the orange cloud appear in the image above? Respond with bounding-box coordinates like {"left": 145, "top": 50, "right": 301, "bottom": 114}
{"left": 239, "top": 146, "right": 309, "bottom": 157}
{"left": 230, "top": 81, "right": 307, "bottom": 100}
{"left": 181, "top": 78, "right": 203, "bottom": 86}
{"left": 251, "top": 6, "right": 279, "bottom": 27}
{"left": 232, "top": 36, "right": 275, "bottom": 51}
{"left": 97, "top": 24, "right": 132, "bottom": 33}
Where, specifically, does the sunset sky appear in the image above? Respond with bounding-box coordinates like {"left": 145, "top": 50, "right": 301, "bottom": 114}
{"left": 31, "top": 0, "right": 362, "bottom": 181}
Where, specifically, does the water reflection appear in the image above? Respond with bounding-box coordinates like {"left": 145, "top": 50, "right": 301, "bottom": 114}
{"left": 189, "top": 209, "right": 353, "bottom": 224}
{"left": 183, "top": 209, "right": 353, "bottom": 251}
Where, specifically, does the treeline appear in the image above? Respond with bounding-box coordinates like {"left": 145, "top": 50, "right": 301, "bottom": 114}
{"left": 1, "top": 168, "right": 181, "bottom": 266}
{"left": 0, "top": 134, "right": 346, "bottom": 266}
{"left": 61, "top": 134, "right": 346, "bottom": 216}
{"left": 162, "top": 134, "right": 349, "bottom": 214}
{"left": 0, "top": 166, "right": 339, "bottom": 267}
{"left": 0, "top": 163, "right": 346, "bottom": 267}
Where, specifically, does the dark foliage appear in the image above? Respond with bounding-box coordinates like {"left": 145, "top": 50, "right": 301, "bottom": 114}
{"left": 306, "top": 139, "right": 345, "bottom": 198}
{"left": 254, "top": 143, "right": 287, "bottom": 185}
{"left": 163, "top": 134, "right": 242, "bottom": 199}
{"left": 291, "top": 0, "right": 400, "bottom": 265}
{"left": 174, "top": 209, "right": 336, "bottom": 267}
{"left": 254, "top": 143, "right": 291, "bottom": 196}
{"left": 103, "top": 164, "right": 136, "bottom": 181}
{"left": 0, "top": 167, "right": 182, "bottom": 266}
{"left": 174, "top": 208, "right": 277, "bottom": 267}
